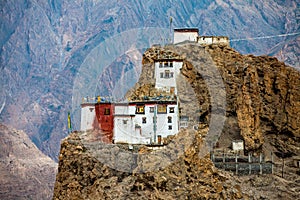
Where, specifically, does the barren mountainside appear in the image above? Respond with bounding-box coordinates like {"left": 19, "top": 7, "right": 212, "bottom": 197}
{"left": 0, "top": 124, "right": 57, "bottom": 200}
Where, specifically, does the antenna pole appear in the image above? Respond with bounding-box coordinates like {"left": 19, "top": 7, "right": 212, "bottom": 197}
{"left": 170, "top": 16, "right": 173, "bottom": 43}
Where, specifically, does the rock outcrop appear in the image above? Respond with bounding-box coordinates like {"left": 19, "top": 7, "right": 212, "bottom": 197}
{"left": 0, "top": 124, "right": 57, "bottom": 200}
{"left": 53, "top": 130, "right": 244, "bottom": 199}
{"left": 129, "top": 43, "right": 300, "bottom": 155}
{"left": 53, "top": 43, "right": 299, "bottom": 199}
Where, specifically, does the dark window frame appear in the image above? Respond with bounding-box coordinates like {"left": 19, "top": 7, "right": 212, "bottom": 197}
{"left": 165, "top": 70, "right": 170, "bottom": 78}
{"left": 136, "top": 105, "right": 145, "bottom": 114}
{"left": 168, "top": 116, "right": 172, "bottom": 123}
{"left": 157, "top": 104, "right": 167, "bottom": 114}
{"left": 104, "top": 108, "right": 110, "bottom": 115}
{"left": 150, "top": 107, "right": 154, "bottom": 113}
{"left": 159, "top": 62, "right": 163, "bottom": 68}
{"left": 169, "top": 107, "right": 175, "bottom": 113}
{"left": 142, "top": 117, "right": 147, "bottom": 124}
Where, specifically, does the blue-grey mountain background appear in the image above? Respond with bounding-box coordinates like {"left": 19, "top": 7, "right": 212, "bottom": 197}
{"left": 0, "top": 0, "right": 299, "bottom": 161}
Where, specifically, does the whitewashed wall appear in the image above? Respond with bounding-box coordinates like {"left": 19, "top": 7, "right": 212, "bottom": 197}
{"left": 174, "top": 32, "right": 198, "bottom": 44}
{"left": 154, "top": 61, "right": 182, "bottom": 94}
{"left": 213, "top": 37, "right": 229, "bottom": 44}
{"left": 198, "top": 37, "right": 213, "bottom": 45}
{"left": 80, "top": 104, "right": 96, "bottom": 131}
{"left": 114, "top": 103, "right": 179, "bottom": 144}
{"left": 198, "top": 36, "right": 229, "bottom": 45}
{"left": 156, "top": 104, "right": 179, "bottom": 138}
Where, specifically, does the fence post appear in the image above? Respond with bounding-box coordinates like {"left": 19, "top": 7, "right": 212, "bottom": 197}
{"left": 282, "top": 155, "right": 284, "bottom": 178}
{"left": 223, "top": 150, "right": 225, "bottom": 170}
{"left": 249, "top": 153, "right": 252, "bottom": 175}
{"left": 235, "top": 153, "right": 238, "bottom": 175}
{"left": 210, "top": 150, "right": 214, "bottom": 162}
{"left": 259, "top": 153, "right": 262, "bottom": 175}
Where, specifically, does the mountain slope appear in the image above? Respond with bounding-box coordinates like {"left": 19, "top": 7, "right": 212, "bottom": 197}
{"left": 0, "top": 124, "right": 57, "bottom": 200}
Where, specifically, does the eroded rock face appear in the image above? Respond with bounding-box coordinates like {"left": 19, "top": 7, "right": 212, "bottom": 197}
{"left": 53, "top": 43, "right": 300, "bottom": 199}
{"left": 128, "top": 44, "right": 300, "bottom": 154}
{"left": 53, "top": 130, "right": 245, "bottom": 199}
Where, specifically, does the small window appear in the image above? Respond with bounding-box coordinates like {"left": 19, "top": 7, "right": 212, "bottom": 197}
{"left": 168, "top": 125, "right": 172, "bottom": 130}
{"left": 157, "top": 104, "right": 167, "bottom": 114}
{"left": 123, "top": 120, "right": 127, "bottom": 124}
{"left": 170, "top": 72, "right": 174, "bottom": 78}
{"left": 160, "top": 72, "right": 164, "bottom": 78}
{"left": 159, "top": 62, "right": 163, "bottom": 68}
{"left": 169, "top": 107, "right": 174, "bottom": 113}
{"left": 136, "top": 105, "right": 145, "bottom": 114}
{"left": 168, "top": 116, "right": 172, "bottom": 123}
{"left": 104, "top": 108, "right": 110, "bottom": 115}
{"left": 164, "top": 62, "right": 168, "bottom": 67}
{"left": 165, "top": 70, "right": 170, "bottom": 78}
{"left": 150, "top": 107, "right": 154, "bottom": 113}
{"left": 142, "top": 117, "right": 146, "bottom": 124}
{"left": 169, "top": 62, "right": 173, "bottom": 67}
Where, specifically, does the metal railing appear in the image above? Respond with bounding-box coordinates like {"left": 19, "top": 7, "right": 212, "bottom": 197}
{"left": 211, "top": 151, "right": 274, "bottom": 175}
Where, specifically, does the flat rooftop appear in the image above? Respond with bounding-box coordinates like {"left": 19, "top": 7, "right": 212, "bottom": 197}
{"left": 174, "top": 28, "right": 199, "bottom": 32}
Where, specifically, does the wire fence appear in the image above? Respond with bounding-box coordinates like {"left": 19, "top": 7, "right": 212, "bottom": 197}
{"left": 211, "top": 151, "right": 273, "bottom": 175}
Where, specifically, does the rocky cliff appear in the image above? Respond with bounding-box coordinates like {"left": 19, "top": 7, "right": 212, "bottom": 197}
{"left": 53, "top": 43, "right": 300, "bottom": 199}
{"left": 53, "top": 130, "right": 246, "bottom": 199}
{"left": 0, "top": 124, "right": 57, "bottom": 200}
{"left": 128, "top": 43, "right": 300, "bottom": 155}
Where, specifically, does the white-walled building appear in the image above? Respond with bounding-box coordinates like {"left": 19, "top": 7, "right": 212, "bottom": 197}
{"left": 173, "top": 28, "right": 199, "bottom": 44}
{"left": 154, "top": 59, "right": 183, "bottom": 94}
{"left": 197, "top": 36, "right": 229, "bottom": 46}
{"left": 113, "top": 101, "right": 179, "bottom": 144}
{"left": 80, "top": 103, "right": 96, "bottom": 131}
{"left": 173, "top": 28, "right": 230, "bottom": 46}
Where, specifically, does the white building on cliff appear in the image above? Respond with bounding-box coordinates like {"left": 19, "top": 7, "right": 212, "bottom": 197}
{"left": 173, "top": 28, "right": 230, "bottom": 46}
{"left": 113, "top": 100, "right": 179, "bottom": 144}
{"left": 154, "top": 59, "right": 183, "bottom": 95}
{"left": 173, "top": 28, "right": 199, "bottom": 44}
{"left": 80, "top": 27, "right": 230, "bottom": 144}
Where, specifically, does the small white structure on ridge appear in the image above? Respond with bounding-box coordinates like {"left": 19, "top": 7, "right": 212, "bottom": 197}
{"left": 197, "top": 36, "right": 229, "bottom": 46}
{"left": 173, "top": 28, "right": 199, "bottom": 44}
